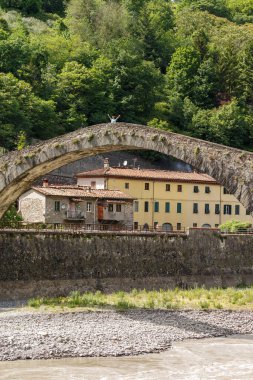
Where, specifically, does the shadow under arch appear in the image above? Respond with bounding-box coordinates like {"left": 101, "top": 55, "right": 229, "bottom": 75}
{"left": 0, "top": 122, "right": 252, "bottom": 218}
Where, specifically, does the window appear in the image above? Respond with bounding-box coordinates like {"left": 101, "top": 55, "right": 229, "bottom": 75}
{"left": 215, "top": 224, "right": 219, "bottom": 228}
{"left": 134, "top": 222, "right": 138, "bottom": 230}
{"left": 177, "top": 185, "right": 182, "bottom": 192}
{"left": 143, "top": 223, "right": 149, "bottom": 231}
{"left": 193, "top": 186, "right": 199, "bottom": 193}
{"left": 144, "top": 201, "right": 149, "bottom": 212}
{"left": 215, "top": 204, "right": 220, "bottom": 214}
{"left": 154, "top": 201, "right": 159, "bottom": 213}
{"left": 145, "top": 183, "right": 149, "bottom": 190}
{"left": 166, "top": 184, "right": 171, "bottom": 192}
{"left": 193, "top": 223, "right": 198, "bottom": 228}
{"left": 162, "top": 223, "right": 173, "bottom": 232}
{"left": 125, "top": 183, "right": 129, "bottom": 189}
{"left": 54, "top": 201, "right": 60, "bottom": 212}
{"left": 193, "top": 203, "right": 198, "bottom": 214}
{"left": 224, "top": 205, "right": 232, "bottom": 215}
{"left": 108, "top": 204, "right": 114, "bottom": 212}
{"left": 116, "top": 204, "right": 122, "bottom": 212}
{"left": 91, "top": 181, "right": 96, "bottom": 189}
{"left": 205, "top": 204, "right": 210, "bottom": 214}
{"left": 177, "top": 223, "right": 181, "bottom": 231}
{"left": 86, "top": 202, "right": 92, "bottom": 212}
{"left": 246, "top": 209, "right": 251, "bottom": 215}
{"left": 177, "top": 203, "right": 182, "bottom": 213}
{"left": 154, "top": 222, "right": 158, "bottom": 229}
{"left": 223, "top": 188, "right": 229, "bottom": 194}
{"left": 165, "top": 202, "right": 170, "bottom": 213}
{"left": 205, "top": 186, "right": 211, "bottom": 194}
{"left": 235, "top": 205, "right": 240, "bottom": 215}
{"left": 202, "top": 224, "right": 211, "bottom": 228}
{"left": 134, "top": 201, "right": 139, "bottom": 212}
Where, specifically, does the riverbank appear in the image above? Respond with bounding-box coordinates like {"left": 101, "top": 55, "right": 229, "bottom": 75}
{"left": 0, "top": 308, "right": 253, "bottom": 361}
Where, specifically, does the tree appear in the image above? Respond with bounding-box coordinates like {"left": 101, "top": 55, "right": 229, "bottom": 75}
{"left": 110, "top": 50, "right": 163, "bottom": 123}
{"left": 0, "top": 0, "right": 42, "bottom": 14}
{"left": 166, "top": 46, "right": 201, "bottom": 97}
{"left": 179, "top": 0, "right": 229, "bottom": 19}
{"left": 54, "top": 58, "right": 114, "bottom": 130}
{"left": 187, "top": 100, "right": 252, "bottom": 148}
{"left": 0, "top": 73, "right": 57, "bottom": 149}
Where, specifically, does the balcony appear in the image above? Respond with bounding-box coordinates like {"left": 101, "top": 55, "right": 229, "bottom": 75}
{"left": 65, "top": 211, "right": 85, "bottom": 220}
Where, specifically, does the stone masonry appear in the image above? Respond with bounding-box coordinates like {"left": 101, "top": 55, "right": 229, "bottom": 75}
{"left": 0, "top": 229, "right": 253, "bottom": 300}
{"left": 0, "top": 123, "right": 252, "bottom": 218}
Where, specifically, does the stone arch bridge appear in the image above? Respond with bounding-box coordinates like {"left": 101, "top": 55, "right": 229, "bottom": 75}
{"left": 0, "top": 123, "right": 252, "bottom": 218}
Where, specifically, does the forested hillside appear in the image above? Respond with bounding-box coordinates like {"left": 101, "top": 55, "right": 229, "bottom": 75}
{"left": 0, "top": 0, "right": 253, "bottom": 151}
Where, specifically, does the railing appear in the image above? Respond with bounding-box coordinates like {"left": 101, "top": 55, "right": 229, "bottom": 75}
{"left": 0, "top": 222, "right": 186, "bottom": 234}
{"left": 0, "top": 222, "right": 252, "bottom": 235}
{"left": 66, "top": 211, "right": 85, "bottom": 220}
{"left": 220, "top": 228, "right": 253, "bottom": 235}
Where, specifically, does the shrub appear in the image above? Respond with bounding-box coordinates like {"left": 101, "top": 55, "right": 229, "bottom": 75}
{"left": 219, "top": 220, "right": 252, "bottom": 233}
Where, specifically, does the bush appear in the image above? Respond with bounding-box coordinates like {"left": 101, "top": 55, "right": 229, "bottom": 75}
{"left": 219, "top": 220, "right": 252, "bottom": 233}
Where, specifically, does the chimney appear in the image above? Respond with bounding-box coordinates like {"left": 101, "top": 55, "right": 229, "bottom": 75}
{"left": 104, "top": 158, "right": 110, "bottom": 169}
{"left": 43, "top": 178, "right": 49, "bottom": 187}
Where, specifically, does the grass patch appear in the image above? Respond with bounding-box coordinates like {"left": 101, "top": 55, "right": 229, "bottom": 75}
{"left": 28, "top": 287, "right": 253, "bottom": 311}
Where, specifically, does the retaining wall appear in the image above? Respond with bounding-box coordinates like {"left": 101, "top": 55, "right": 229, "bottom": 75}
{"left": 0, "top": 229, "right": 252, "bottom": 300}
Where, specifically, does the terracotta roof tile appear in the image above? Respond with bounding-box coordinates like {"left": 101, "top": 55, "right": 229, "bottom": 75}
{"left": 76, "top": 167, "right": 218, "bottom": 184}
{"left": 32, "top": 185, "right": 134, "bottom": 200}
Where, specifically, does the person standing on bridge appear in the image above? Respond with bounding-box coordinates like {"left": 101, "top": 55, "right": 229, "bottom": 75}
{"left": 108, "top": 114, "right": 121, "bottom": 123}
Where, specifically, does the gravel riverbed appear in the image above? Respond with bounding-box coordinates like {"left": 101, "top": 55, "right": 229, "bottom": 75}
{"left": 0, "top": 309, "right": 253, "bottom": 361}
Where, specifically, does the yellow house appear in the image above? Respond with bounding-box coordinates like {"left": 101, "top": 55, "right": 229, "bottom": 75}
{"left": 76, "top": 159, "right": 253, "bottom": 231}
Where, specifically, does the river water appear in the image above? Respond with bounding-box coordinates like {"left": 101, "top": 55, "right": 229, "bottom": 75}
{"left": 0, "top": 335, "right": 253, "bottom": 380}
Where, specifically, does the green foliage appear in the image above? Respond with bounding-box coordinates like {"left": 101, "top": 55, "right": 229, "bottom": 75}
{"left": 179, "top": 0, "right": 230, "bottom": 18}
{"left": 0, "top": 0, "right": 43, "bottom": 14}
{"left": 219, "top": 220, "right": 252, "bottom": 232}
{"left": 0, "top": 72, "right": 58, "bottom": 149}
{"left": 0, "top": 1, "right": 252, "bottom": 151}
{"left": 16, "top": 130, "right": 27, "bottom": 150}
{"left": 28, "top": 287, "right": 253, "bottom": 310}
{"left": 1, "top": 204, "right": 22, "bottom": 222}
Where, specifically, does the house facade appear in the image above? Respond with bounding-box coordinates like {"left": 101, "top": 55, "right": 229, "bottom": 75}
{"left": 19, "top": 181, "right": 134, "bottom": 227}
{"left": 76, "top": 159, "right": 253, "bottom": 231}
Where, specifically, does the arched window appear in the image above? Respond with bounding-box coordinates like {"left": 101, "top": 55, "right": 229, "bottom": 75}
{"left": 143, "top": 223, "right": 149, "bottom": 231}
{"left": 202, "top": 224, "right": 211, "bottom": 228}
{"left": 162, "top": 223, "right": 173, "bottom": 232}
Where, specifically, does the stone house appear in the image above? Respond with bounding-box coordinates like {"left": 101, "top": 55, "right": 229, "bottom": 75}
{"left": 19, "top": 180, "right": 134, "bottom": 227}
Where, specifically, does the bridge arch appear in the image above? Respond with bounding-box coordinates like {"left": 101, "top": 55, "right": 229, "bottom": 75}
{"left": 0, "top": 122, "right": 252, "bottom": 218}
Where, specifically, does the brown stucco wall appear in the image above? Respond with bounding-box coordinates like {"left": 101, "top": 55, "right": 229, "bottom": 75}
{"left": 0, "top": 229, "right": 252, "bottom": 300}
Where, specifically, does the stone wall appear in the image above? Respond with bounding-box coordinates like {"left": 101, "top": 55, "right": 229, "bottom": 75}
{"left": 0, "top": 229, "right": 252, "bottom": 300}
